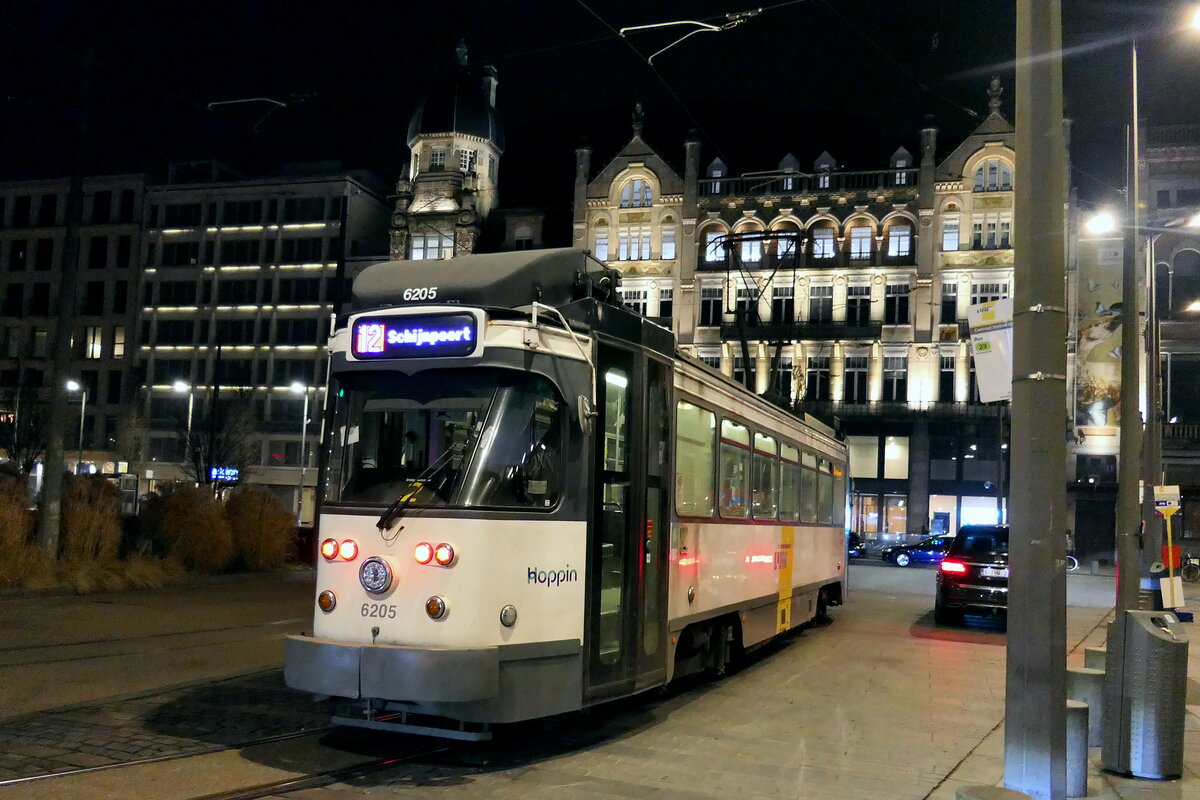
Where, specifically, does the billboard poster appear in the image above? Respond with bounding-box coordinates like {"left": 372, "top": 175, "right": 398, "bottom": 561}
{"left": 968, "top": 298, "right": 1013, "bottom": 403}
{"left": 1075, "top": 240, "right": 1123, "bottom": 429}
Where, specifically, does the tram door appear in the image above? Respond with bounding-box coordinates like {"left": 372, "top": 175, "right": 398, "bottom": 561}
{"left": 585, "top": 345, "right": 671, "bottom": 699}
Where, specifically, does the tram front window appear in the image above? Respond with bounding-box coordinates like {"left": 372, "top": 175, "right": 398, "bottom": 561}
{"left": 327, "top": 369, "right": 566, "bottom": 510}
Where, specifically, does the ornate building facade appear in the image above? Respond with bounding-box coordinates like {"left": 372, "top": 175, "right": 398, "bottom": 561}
{"left": 576, "top": 84, "right": 1020, "bottom": 541}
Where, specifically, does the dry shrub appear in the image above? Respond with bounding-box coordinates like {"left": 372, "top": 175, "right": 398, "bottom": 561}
{"left": 60, "top": 475, "right": 122, "bottom": 562}
{"left": 0, "top": 475, "right": 43, "bottom": 588}
{"left": 121, "top": 554, "right": 185, "bottom": 589}
{"left": 154, "top": 485, "right": 234, "bottom": 573}
{"left": 226, "top": 486, "right": 296, "bottom": 571}
{"left": 60, "top": 559, "right": 127, "bottom": 594}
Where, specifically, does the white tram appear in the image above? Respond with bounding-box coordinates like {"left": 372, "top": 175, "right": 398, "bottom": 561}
{"left": 285, "top": 248, "right": 848, "bottom": 738}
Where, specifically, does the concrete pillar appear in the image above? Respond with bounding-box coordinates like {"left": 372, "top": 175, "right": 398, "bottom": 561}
{"left": 909, "top": 417, "right": 931, "bottom": 536}
{"left": 1067, "top": 666, "right": 1105, "bottom": 745}
{"left": 1084, "top": 646, "right": 1106, "bottom": 670}
{"left": 1066, "top": 699, "right": 1089, "bottom": 798}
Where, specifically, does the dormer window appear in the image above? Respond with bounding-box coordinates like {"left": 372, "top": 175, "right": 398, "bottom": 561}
{"left": 818, "top": 171, "right": 830, "bottom": 189}
{"left": 894, "top": 159, "right": 908, "bottom": 185}
{"left": 620, "top": 179, "right": 652, "bottom": 208}
{"left": 973, "top": 159, "right": 1013, "bottom": 192}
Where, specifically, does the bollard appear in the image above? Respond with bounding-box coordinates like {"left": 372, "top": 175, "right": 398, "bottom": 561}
{"left": 956, "top": 787, "right": 1035, "bottom": 800}
{"left": 1067, "top": 666, "right": 1105, "bottom": 745}
{"left": 1067, "top": 699, "right": 1089, "bottom": 798}
{"left": 1084, "top": 646, "right": 1106, "bottom": 670}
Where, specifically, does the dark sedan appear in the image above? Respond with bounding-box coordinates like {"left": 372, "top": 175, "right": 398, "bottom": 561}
{"left": 881, "top": 535, "right": 955, "bottom": 567}
{"left": 848, "top": 532, "right": 866, "bottom": 559}
{"left": 934, "top": 524, "right": 1009, "bottom": 625}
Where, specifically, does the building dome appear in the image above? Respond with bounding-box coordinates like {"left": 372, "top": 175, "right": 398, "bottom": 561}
{"left": 406, "top": 67, "right": 504, "bottom": 152}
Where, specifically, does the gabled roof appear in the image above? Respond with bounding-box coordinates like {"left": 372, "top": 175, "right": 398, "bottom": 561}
{"left": 587, "top": 134, "right": 684, "bottom": 198}
{"left": 936, "top": 79, "right": 1016, "bottom": 181}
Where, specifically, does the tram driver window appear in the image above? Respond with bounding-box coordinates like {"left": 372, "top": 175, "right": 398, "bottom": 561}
{"left": 719, "top": 419, "right": 751, "bottom": 519}
{"left": 752, "top": 433, "right": 778, "bottom": 520}
{"left": 817, "top": 459, "right": 834, "bottom": 524}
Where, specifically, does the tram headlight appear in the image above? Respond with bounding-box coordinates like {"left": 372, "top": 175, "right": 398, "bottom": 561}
{"left": 320, "top": 539, "right": 339, "bottom": 560}
{"left": 317, "top": 590, "right": 336, "bottom": 612}
{"left": 434, "top": 543, "right": 456, "bottom": 566}
{"left": 425, "top": 595, "right": 447, "bottom": 620}
{"left": 414, "top": 542, "right": 434, "bottom": 565}
{"left": 499, "top": 604, "right": 518, "bottom": 627}
{"left": 359, "top": 557, "right": 393, "bottom": 594}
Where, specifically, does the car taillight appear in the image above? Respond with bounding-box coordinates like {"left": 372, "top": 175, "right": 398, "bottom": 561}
{"left": 434, "top": 543, "right": 455, "bottom": 566}
{"left": 320, "top": 539, "right": 339, "bottom": 560}
{"left": 414, "top": 542, "right": 434, "bottom": 564}
{"left": 940, "top": 560, "right": 968, "bottom": 574}
{"left": 338, "top": 539, "right": 358, "bottom": 561}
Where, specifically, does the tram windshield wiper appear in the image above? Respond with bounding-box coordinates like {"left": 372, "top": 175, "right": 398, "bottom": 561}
{"left": 375, "top": 445, "right": 462, "bottom": 531}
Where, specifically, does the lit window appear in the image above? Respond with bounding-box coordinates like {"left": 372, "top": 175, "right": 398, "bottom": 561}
{"left": 112, "top": 326, "right": 126, "bottom": 358}
{"left": 619, "top": 179, "right": 652, "bottom": 209}
{"left": 895, "top": 159, "right": 908, "bottom": 185}
{"left": 818, "top": 171, "right": 830, "bottom": 189}
{"left": 942, "top": 217, "right": 960, "bottom": 251}
{"left": 84, "top": 326, "right": 103, "bottom": 359}
{"left": 594, "top": 230, "right": 609, "bottom": 261}
{"left": 459, "top": 149, "right": 477, "bottom": 173}
{"left": 887, "top": 224, "right": 912, "bottom": 258}
{"left": 849, "top": 227, "right": 872, "bottom": 261}
{"left": 704, "top": 230, "right": 725, "bottom": 263}
{"left": 431, "top": 147, "right": 447, "bottom": 169}
{"left": 740, "top": 234, "right": 762, "bottom": 264}
{"left": 411, "top": 233, "right": 453, "bottom": 260}
{"left": 662, "top": 227, "right": 676, "bottom": 260}
{"left": 812, "top": 228, "right": 835, "bottom": 259}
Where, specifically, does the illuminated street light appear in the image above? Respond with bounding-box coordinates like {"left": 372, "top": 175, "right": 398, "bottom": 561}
{"left": 173, "top": 380, "right": 195, "bottom": 460}
{"left": 64, "top": 380, "right": 86, "bottom": 474}
{"left": 1084, "top": 210, "right": 1120, "bottom": 236}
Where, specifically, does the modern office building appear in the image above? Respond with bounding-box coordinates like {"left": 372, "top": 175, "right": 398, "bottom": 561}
{"left": 135, "top": 163, "right": 390, "bottom": 519}
{"left": 0, "top": 175, "right": 147, "bottom": 478}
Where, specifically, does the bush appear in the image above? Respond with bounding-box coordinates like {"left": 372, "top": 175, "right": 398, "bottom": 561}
{"left": 153, "top": 485, "right": 234, "bottom": 573}
{"left": 0, "top": 474, "right": 43, "bottom": 588}
{"left": 60, "top": 474, "right": 122, "bottom": 563}
{"left": 226, "top": 486, "right": 296, "bottom": 571}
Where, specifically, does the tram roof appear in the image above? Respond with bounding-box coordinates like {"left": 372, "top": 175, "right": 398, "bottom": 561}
{"left": 352, "top": 248, "right": 620, "bottom": 313}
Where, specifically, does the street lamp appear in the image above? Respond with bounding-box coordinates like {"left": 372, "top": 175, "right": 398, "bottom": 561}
{"left": 65, "top": 380, "right": 86, "bottom": 474}
{"left": 291, "top": 381, "right": 310, "bottom": 520}
{"left": 173, "top": 380, "right": 194, "bottom": 463}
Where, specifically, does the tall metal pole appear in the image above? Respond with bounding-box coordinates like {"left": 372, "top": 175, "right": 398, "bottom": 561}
{"left": 36, "top": 48, "right": 91, "bottom": 556}
{"left": 297, "top": 388, "right": 310, "bottom": 520}
{"left": 1115, "top": 40, "right": 1143, "bottom": 613}
{"left": 1140, "top": 229, "right": 1164, "bottom": 589}
{"left": 1005, "top": 2, "right": 1068, "bottom": 797}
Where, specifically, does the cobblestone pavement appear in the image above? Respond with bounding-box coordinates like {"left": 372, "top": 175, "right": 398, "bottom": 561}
{"left": 0, "top": 670, "right": 334, "bottom": 783}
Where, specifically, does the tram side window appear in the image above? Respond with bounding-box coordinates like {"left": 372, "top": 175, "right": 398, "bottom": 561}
{"left": 752, "top": 432, "right": 778, "bottom": 520}
{"left": 800, "top": 451, "right": 818, "bottom": 523}
{"left": 817, "top": 458, "right": 834, "bottom": 524}
{"left": 779, "top": 444, "right": 800, "bottom": 522}
{"left": 718, "top": 419, "right": 751, "bottom": 519}
{"left": 832, "top": 463, "right": 846, "bottom": 526}
{"left": 675, "top": 400, "right": 715, "bottom": 516}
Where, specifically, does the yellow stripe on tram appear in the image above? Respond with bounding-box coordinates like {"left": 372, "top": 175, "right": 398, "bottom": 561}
{"left": 776, "top": 526, "right": 795, "bottom": 632}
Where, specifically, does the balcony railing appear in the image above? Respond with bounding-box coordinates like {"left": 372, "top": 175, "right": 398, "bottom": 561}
{"left": 697, "top": 251, "right": 917, "bottom": 272}
{"left": 699, "top": 168, "right": 919, "bottom": 198}
{"left": 720, "top": 319, "right": 883, "bottom": 341}
{"left": 799, "top": 400, "right": 1006, "bottom": 420}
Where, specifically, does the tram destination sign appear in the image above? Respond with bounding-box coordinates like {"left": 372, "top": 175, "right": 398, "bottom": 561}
{"left": 352, "top": 312, "right": 479, "bottom": 359}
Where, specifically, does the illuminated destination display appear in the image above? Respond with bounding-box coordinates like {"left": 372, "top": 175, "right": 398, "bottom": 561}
{"left": 352, "top": 313, "right": 479, "bottom": 359}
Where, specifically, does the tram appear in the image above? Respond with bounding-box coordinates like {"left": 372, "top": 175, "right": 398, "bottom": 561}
{"left": 285, "top": 248, "right": 848, "bottom": 739}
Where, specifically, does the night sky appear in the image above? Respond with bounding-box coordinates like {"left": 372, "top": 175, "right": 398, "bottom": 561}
{"left": 2, "top": 1, "right": 1197, "bottom": 210}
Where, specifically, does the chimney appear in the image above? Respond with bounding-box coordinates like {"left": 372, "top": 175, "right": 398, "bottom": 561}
{"left": 573, "top": 138, "right": 592, "bottom": 225}
{"left": 480, "top": 65, "right": 498, "bottom": 108}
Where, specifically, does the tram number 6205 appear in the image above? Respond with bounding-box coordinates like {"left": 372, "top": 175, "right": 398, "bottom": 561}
{"left": 361, "top": 603, "right": 397, "bottom": 619}
{"left": 402, "top": 287, "right": 437, "bottom": 301}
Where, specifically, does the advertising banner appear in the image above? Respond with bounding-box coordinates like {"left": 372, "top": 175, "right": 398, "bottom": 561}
{"left": 968, "top": 298, "right": 1013, "bottom": 403}
{"left": 1074, "top": 239, "right": 1123, "bottom": 430}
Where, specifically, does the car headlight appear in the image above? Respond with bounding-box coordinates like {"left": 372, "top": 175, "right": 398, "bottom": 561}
{"left": 359, "top": 557, "right": 393, "bottom": 594}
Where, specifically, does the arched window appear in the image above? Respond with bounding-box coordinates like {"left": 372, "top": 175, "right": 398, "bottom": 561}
{"left": 702, "top": 226, "right": 728, "bottom": 264}
{"left": 810, "top": 222, "right": 837, "bottom": 260}
{"left": 620, "top": 178, "right": 653, "bottom": 209}
{"left": 973, "top": 159, "right": 1013, "bottom": 192}
{"left": 736, "top": 226, "right": 763, "bottom": 265}
{"left": 773, "top": 222, "right": 801, "bottom": 264}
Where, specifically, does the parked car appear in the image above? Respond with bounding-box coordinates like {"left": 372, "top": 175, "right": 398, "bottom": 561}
{"left": 934, "top": 524, "right": 1010, "bottom": 625}
{"left": 881, "top": 535, "right": 955, "bottom": 567}
{"left": 848, "top": 532, "right": 866, "bottom": 559}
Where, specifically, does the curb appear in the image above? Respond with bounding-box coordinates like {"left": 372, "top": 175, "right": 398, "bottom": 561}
{"left": 0, "top": 565, "right": 315, "bottom": 599}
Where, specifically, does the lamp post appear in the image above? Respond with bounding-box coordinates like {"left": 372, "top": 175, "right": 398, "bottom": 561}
{"left": 173, "top": 380, "right": 194, "bottom": 467}
{"left": 65, "top": 380, "right": 87, "bottom": 474}
{"left": 291, "top": 381, "right": 310, "bottom": 521}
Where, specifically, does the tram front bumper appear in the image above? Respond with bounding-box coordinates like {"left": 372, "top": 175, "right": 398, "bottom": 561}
{"left": 285, "top": 634, "right": 499, "bottom": 702}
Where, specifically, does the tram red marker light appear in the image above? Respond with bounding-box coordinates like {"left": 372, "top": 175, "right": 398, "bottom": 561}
{"left": 339, "top": 540, "right": 358, "bottom": 561}
{"left": 320, "top": 539, "right": 339, "bottom": 560}
{"left": 434, "top": 543, "right": 455, "bottom": 566}
{"left": 940, "top": 560, "right": 967, "bottom": 574}
{"left": 414, "top": 542, "right": 434, "bottom": 565}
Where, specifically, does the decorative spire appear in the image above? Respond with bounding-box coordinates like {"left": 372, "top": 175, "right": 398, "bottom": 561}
{"left": 455, "top": 38, "right": 468, "bottom": 68}
{"left": 632, "top": 102, "right": 644, "bottom": 136}
{"left": 987, "top": 76, "right": 1003, "bottom": 115}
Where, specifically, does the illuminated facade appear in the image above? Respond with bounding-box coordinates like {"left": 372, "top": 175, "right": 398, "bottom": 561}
{"left": 136, "top": 164, "right": 390, "bottom": 518}
{"left": 577, "top": 84, "right": 1019, "bottom": 540}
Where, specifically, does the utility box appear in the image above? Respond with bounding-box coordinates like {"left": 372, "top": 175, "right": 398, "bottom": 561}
{"left": 1101, "top": 610, "right": 1189, "bottom": 779}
